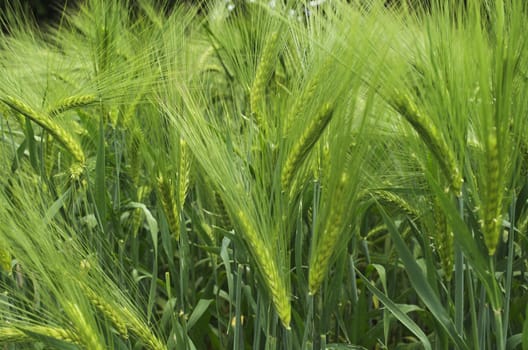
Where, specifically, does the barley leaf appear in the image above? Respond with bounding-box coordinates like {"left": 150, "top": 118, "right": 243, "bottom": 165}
{"left": 379, "top": 205, "right": 468, "bottom": 350}
{"left": 356, "top": 269, "right": 431, "bottom": 350}
{"left": 187, "top": 299, "right": 213, "bottom": 331}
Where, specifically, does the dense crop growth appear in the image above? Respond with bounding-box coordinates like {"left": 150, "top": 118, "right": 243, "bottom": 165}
{"left": 0, "top": 1, "right": 527, "bottom": 349}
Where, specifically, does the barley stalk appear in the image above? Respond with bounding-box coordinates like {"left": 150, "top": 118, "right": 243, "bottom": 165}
{"left": 1, "top": 96, "right": 86, "bottom": 168}
{"left": 47, "top": 94, "right": 98, "bottom": 116}
{"left": 309, "top": 172, "right": 350, "bottom": 295}
{"left": 282, "top": 103, "right": 334, "bottom": 192}
{"left": 480, "top": 129, "right": 503, "bottom": 255}
{"left": 392, "top": 93, "right": 462, "bottom": 194}
{"left": 235, "top": 209, "right": 291, "bottom": 328}
{"left": 250, "top": 31, "right": 279, "bottom": 133}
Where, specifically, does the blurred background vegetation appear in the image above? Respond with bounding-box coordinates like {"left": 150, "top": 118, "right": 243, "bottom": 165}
{"left": 0, "top": 0, "right": 208, "bottom": 29}
{"left": 2, "top": 0, "right": 429, "bottom": 29}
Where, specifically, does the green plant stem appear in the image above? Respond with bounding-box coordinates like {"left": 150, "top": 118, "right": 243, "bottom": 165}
{"left": 489, "top": 258, "right": 505, "bottom": 350}
{"left": 466, "top": 264, "right": 479, "bottom": 350}
{"left": 455, "top": 195, "right": 464, "bottom": 333}
{"left": 502, "top": 197, "right": 515, "bottom": 338}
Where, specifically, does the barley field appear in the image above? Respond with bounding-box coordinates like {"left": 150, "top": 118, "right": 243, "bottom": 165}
{"left": 0, "top": 1, "right": 527, "bottom": 349}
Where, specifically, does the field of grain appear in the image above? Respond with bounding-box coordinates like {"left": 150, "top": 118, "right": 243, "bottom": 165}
{"left": 0, "top": 1, "right": 527, "bottom": 349}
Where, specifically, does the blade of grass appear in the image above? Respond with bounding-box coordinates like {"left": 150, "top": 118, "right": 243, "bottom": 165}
{"left": 379, "top": 205, "right": 468, "bottom": 350}
{"left": 356, "top": 269, "right": 431, "bottom": 350}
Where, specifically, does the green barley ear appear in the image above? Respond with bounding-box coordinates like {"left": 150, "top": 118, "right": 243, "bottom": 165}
{"left": 431, "top": 198, "right": 454, "bottom": 280}
{"left": 157, "top": 174, "right": 181, "bottom": 240}
{"left": 0, "top": 243, "right": 11, "bottom": 273}
{"left": 178, "top": 138, "right": 191, "bottom": 208}
{"left": 214, "top": 191, "right": 232, "bottom": 231}
{"left": 250, "top": 31, "right": 279, "bottom": 133}
{"left": 371, "top": 190, "right": 420, "bottom": 219}
{"left": 282, "top": 103, "right": 334, "bottom": 192}
{"left": 480, "top": 129, "right": 503, "bottom": 255}
{"left": 285, "top": 58, "right": 333, "bottom": 134}
{"left": 79, "top": 284, "right": 129, "bottom": 339}
{"left": 119, "top": 306, "right": 167, "bottom": 350}
{"left": 308, "top": 171, "right": 350, "bottom": 295}
{"left": 63, "top": 302, "right": 104, "bottom": 350}
{"left": 128, "top": 126, "right": 145, "bottom": 185}
{"left": 235, "top": 209, "right": 291, "bottom": 328}
{"left": 12, "top": 325, "right": 80, "bottom": 345}
{"left": 1, "top": 96, "right": 86, "bottom": 173}
{"left": 0, "top": 327, "right": 35, "bottom": 343}
{"left": 391, "top": 93, "right": 462, "bottom": 195}
{"left": 47, "top": 94, "right": 98, "bottom": 116}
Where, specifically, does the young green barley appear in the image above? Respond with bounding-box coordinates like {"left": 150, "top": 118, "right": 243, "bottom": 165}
{"left": 178, "top": 138, "right": 191, "bottom": 208}
{"left": 282, "top": 103, "right": 334, "bottom": 192}
{"left": 285, "top": 59, "right": 332, "bottom": 134}
{"left": 432, "top": 198, "right": 454, "bottom": 280}
{"left": 235, "top": 209, "right": 291, "bottom": 329}
{"left": 120, "top": 306, "right": 167, "bottom": 350}
{"left": 391, "top": 93, "right": 462, "bottom": 195}
{"left": 0, "top": 243, "right": 10, "bottom": 272}
{"left": 2, "top": 325, "right": 80, "bottom": 344}
{"left": 250, "top": 31, "right": 279, "bottom": 133}
{"left": 370, "top": 189, "right": 420, "bottom": 219}
{"left": 308, "top": 171, "right": 350, "bottom": 295}
{"left": 63, "top": 302, "right": 104, "bottom": 350}
{"left": 214, "top": 191, "right": 232, "bottom": 231}
{"left": 47, "top": 94, "right": 98, "bottom": 116}
{"left": 80, "top": 284, "right": 129, "bottom": 339}
{"left": 157, "top": 175, "right": 181, "bottom": 240}
{"left": 480, "top": 128, "right": 503, "bottom": 255}
{"left": 1, "top": 96, "right": 86, "bottom": 168}
{"left": 128, "top": 126, "right": 144, "bottom": 185}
